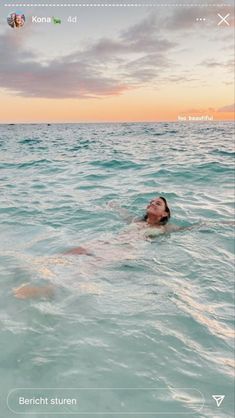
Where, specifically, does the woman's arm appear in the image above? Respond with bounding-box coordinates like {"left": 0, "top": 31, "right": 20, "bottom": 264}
{"left": 166, "top": 220, "right": 234, "bottom": 233}
{"left": 164, "top": 223, "right": 196, "bottom": 233}
{"left": 107, "top": 201, "right": 134, "bottom": 223}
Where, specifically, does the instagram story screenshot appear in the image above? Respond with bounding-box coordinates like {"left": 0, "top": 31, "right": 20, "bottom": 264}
{"left": 0, "top": 1, "right": 234, "bottom": 417}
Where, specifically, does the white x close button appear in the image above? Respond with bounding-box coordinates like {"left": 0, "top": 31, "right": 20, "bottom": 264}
{"left": 217, "top": 13, "right": 230, "bottom": 26}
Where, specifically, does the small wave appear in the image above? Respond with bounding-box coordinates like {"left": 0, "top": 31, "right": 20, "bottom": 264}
{"left": 18, "top": 159, "right": 52, "bottom": 168}
{"left": 146, "top": 130, "right": 178, "bottom": 136}
{"left": 90, "top": 159, "right": 144, "bottom": 170}
{"left": 211, "top": 149, "right": 235, "bottom": 157}
{"left": 19, "top": 138, "right": 42, "bottom": 145}
{"left": 194, "top": 161, "right": 234, "bottom": 173}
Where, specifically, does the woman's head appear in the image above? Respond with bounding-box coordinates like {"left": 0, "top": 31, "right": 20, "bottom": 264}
{"left": 144, "top": 196, "right": 171, "bottom": 225}
{"left": 15, "top": 14, "right": 24, "bottom": 27}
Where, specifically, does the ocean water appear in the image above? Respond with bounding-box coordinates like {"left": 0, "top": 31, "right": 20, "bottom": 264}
{"left": 0, "top": 122, "right": 234, "bottom": 418}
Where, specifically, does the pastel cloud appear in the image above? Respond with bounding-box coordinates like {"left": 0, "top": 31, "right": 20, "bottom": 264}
{"left": 200, "top": 59, "right": 234, "bottom": 71}
{"left": 218, "top": 103, "right": 235, "bottom": 112}
{"left": 0, "top": 14, "right": 175, "bottom": 99}
{"left": 0, "top": 32, "right": 128, "bottom": 98}
{"left": 0, "top": 4, "right": 233, "bottom": 100}
{"left": 181, "top": 104, "right": 234, "bottom": 116}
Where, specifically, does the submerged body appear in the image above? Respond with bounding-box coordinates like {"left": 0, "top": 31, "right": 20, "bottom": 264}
{"left": 66, "top": 196, "right": 181, "bottom": 255}
{"left": 13, "top": 197, "right": 184, "bottom": 299}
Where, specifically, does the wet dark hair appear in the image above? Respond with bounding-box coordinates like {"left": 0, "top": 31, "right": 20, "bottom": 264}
{"left": 143, "top": 196, "right": 171, "bottom": 225}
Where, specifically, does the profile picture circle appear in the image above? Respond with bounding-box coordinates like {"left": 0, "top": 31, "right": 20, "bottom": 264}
{"left": 7, "top": 12, "right": 25, "bottom": 28}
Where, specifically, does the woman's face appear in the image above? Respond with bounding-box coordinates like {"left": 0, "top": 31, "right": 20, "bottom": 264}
{"left": 146, "top": 197, "right": 167, "bottom": 220}
{"left": 15, "top": 15, "right": 24, "bottom": 26}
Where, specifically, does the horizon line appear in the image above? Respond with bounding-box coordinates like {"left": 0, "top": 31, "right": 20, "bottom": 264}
{"left": 0, "top": 120, "right": 234, "bottom": 125}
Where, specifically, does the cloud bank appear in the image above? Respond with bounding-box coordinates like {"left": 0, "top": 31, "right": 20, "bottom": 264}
{"left": 0, "top": 15, "right": 175, "bottom": 99}
{"left": 0, "top": 5, "right": 233, "bottom": 99}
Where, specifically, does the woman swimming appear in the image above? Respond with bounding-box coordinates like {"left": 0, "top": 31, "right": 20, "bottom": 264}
{"left": 64, "top": 196, "right": 173, "bottom": 256}
{"left": 13, "top": 196, "right": 184, "bottom": 299}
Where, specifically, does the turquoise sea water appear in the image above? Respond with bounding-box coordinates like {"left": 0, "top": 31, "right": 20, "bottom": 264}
{"left": 0, "top": 122, "right": 234, "bottom": 418}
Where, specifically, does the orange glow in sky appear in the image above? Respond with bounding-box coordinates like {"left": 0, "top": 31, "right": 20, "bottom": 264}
{"left": 0, "top": 89, "right": 233, "bottom": 123}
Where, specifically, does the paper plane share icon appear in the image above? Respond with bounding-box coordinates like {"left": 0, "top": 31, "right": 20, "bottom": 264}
{"left": 212, "top": 395, "right": 225, "bottom": 407}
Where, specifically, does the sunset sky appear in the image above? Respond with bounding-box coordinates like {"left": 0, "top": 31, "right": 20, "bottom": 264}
{"left": 0, "top": 1, "right": 234, "bottom": 122}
